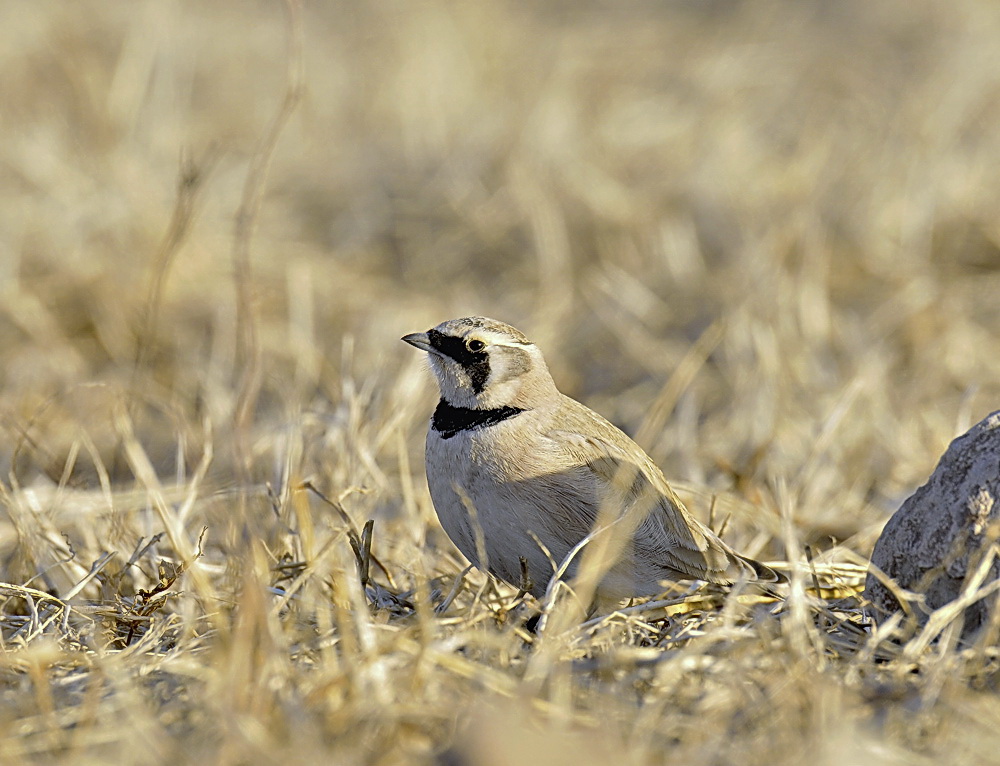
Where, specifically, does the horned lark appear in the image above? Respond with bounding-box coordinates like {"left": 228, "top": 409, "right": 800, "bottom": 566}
{"left": 403, "top": 316, "right": 781, "bottom": 601}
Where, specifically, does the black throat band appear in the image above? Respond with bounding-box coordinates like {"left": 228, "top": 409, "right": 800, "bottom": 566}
{"left": 432, "top": 399, "right": 526, "bottom": 440}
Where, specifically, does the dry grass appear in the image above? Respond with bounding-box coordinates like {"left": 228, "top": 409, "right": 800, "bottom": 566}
{"left": 3, "top": 0, "right": 1000, "bottom": 763}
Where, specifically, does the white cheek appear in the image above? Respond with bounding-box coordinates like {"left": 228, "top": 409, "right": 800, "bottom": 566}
{"left": 427, "top": 356, "right": 473, "bottom": 401}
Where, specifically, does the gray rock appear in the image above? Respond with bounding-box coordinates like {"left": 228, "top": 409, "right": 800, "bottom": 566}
{"left": 865, "top": 410, "right": 1000, "bottom": 637}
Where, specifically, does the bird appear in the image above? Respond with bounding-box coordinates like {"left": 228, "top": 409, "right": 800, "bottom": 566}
{"left": 402, "top": 316, "right": 782, "bottom": 603}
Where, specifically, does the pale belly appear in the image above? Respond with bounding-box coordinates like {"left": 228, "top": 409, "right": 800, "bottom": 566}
{"left": 424, "top": 427, "right": 565, "bottom": 595}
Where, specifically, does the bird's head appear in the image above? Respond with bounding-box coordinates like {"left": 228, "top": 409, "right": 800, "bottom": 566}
{"left": 402, "top": 316, "right": 558, "bottom": 410}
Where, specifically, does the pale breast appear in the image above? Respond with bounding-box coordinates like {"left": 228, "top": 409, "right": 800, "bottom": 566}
{"left": 424, "top": 416, "right": 582, "bottom": 592}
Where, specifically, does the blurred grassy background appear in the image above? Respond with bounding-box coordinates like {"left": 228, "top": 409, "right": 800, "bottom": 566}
{"left": 2, "top": 0, "right": 1000, "bottom": 763}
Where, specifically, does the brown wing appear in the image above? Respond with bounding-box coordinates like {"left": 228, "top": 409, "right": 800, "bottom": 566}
{"left": 546, "top": 396, "right": 781, "bottom": 584}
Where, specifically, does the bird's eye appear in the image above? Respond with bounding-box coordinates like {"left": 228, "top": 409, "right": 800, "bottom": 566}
{"left": 467, "top": 339, "right": 485, "bottom": 352}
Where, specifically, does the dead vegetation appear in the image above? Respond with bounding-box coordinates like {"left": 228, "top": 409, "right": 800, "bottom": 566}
{"left": 3, "top": 0, "right": 1000, "bottom": 763}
